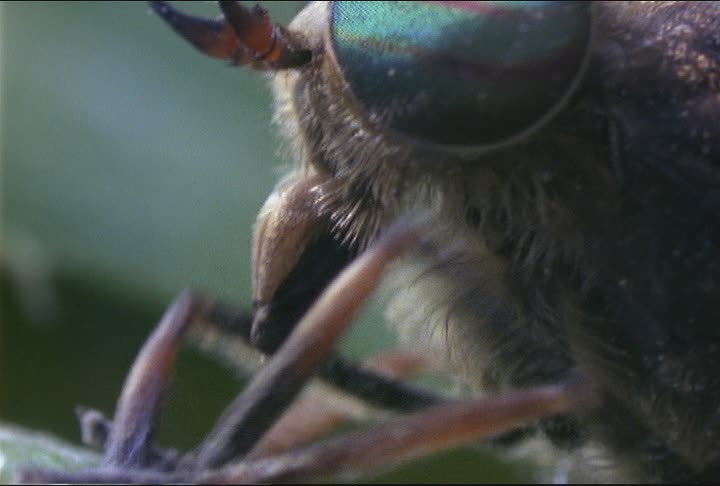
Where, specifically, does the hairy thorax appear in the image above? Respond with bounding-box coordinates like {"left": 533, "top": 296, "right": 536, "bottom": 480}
{"left": 264, "top": 2, "right": 720, "bottom": 481}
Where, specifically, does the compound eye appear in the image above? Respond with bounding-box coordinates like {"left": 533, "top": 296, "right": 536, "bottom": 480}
{"left": 329, "top": 1, "right": 592, "bottom": 152}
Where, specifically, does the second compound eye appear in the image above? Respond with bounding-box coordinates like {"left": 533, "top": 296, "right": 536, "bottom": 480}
{"left": 327, "top": 1, "right": 592, "bottom": 153}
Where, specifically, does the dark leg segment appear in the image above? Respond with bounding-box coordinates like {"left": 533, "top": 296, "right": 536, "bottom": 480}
{"left": 181, "top": 219, "right": 424, "bottom": 469}
{"left": 201, "top": 381, "right": 584, "bottom": 483}
{"left": 18, "top": 217, "right": 593, "bottom": 484}
{"left": 103, "top": 290, "right": 211, "bottom": 468}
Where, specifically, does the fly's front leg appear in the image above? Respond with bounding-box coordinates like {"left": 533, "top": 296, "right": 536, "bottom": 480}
{"left": 184, "top": 166, "right": 596, "bottom": 481}
{"left": 20, "top": 201, "right": 594, "bottom": 483}
{"left": 201, "top": 378, "right": 591, "bottom": 484}
{"left": 71, "top": 299, "right": 255, "bottom": 467}
{"left": 245, "top": 350, "right": 437, "bottom": 460}
{"left": 18, "top": 291, "right": 223, "bottom": 482}
{"left": 75, "top": 407, "right": 179, "bottom": 470}
{"left": 102, "top": 291, "right": 211, "bottom": 468}
{"left": 64, "top": 291, "right": 240, "bottom": 471}
{"left": 177, "top": 169, "right": 426, "bottom": 469}
{"left": 18, "top": 212, "right": 427, "bottom": 484}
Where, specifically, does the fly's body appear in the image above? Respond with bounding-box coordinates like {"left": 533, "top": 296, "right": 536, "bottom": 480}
{"left": 257, "top": 2, "right": 720, "bottom": 481}
{"left": 23, "top": 2, "right": 720, "bottom": 483}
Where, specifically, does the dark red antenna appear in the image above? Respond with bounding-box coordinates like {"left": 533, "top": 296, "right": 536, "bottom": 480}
{"left": 149, "top": 1, "right": 311, "bottom": 69}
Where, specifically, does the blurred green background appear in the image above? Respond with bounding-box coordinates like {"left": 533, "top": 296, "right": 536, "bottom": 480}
{"left": 0, "top": 2, "right": 532, "bottom": 482}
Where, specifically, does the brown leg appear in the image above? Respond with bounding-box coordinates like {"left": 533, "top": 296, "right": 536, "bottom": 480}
{"left": 180, "top": 218, "right": 425, "bottom": 470}
{"left": 246, "top": 350, "right": 436, "bottom": 460}
{"left": 75, "top": 407, "right": 179, "bottom": 470}
{"left": 19, "top": 379, "right": 587, "bottom": 484}
{"left": 19, "top": 216, "right": 595, "bottom": 484}
{"left": 18, "top": 218, "right": 425, "bottom": 484}
{"left": 200, "top": 379, "right": 588, "bottom": 483}
{"left": 103, "top": 290, "right": 212, "bottom": 468}
{"left": 17, "top": 291, "right": 214, "bottom": 483}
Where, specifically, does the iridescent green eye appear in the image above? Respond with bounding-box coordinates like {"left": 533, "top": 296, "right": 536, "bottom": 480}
{"left": 328, "top": 1, "right": 592, "bottom": 152}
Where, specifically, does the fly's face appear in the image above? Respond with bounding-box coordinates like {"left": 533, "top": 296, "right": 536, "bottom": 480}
{"left": 251, "top": 1, "right": 594, "bottom": 353}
